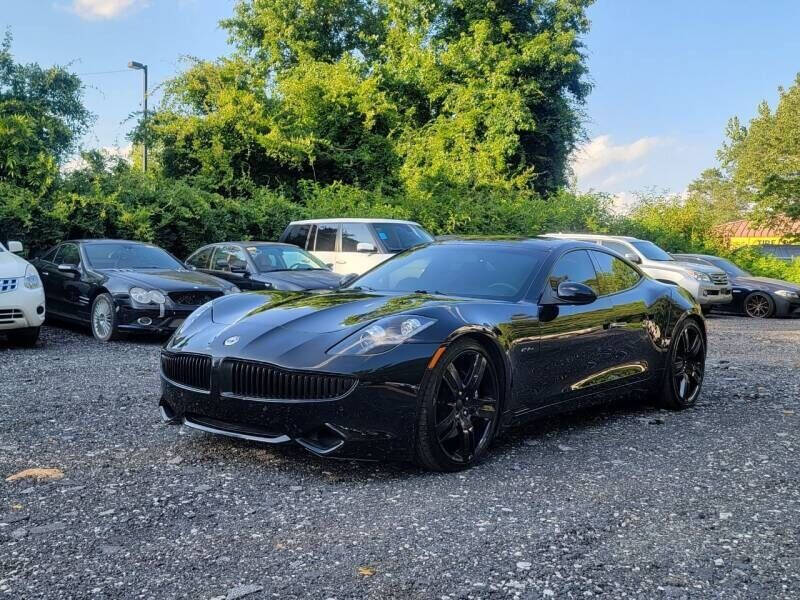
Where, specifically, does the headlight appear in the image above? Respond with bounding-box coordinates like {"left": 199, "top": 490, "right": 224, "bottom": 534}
{"left": 328, "top": 315, "right": 436, "bottom": 355}
{"left": 130, "top": 287, "right": 166, "bottom": 304}
{"left": 775, "top": 289, "right": 799, "bottom": 299}
{"left": 225, "top": 286, "right": 241, "bottom": 295}
{"left": 23, "top": 265, "right": 41, "bottom": 289}
{"left": 686, "top": 270, "right": 711, "bottom": 282}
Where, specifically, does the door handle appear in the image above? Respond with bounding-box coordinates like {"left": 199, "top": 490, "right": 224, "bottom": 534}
{"left": 335, "top": 260, "right": 346, "bottom": 264}
{"left": 42, "top": 271, "right": 49, "bottom": 276}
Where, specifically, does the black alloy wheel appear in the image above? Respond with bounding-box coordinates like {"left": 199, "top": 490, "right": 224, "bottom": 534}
{"left": 744, "top": 292, "right": 774, "bottom": 318}
{"left": 659, "top": 319, "right": 706, "bottom": 410}
{"left": 416, "top": 339, "right": 500, "bottom": 471}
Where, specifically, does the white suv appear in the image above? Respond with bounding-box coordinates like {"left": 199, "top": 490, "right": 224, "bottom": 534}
{"left": 279, "top": 218, "right": 434, "bottom": 275}
{"left": 0, "top": 241, "right": 45, "bottom": 346}
{"left": 543, "top": 234, "right": 732, "bottom": 311}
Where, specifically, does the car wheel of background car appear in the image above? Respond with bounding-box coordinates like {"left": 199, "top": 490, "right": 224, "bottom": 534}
{"left": 743, "top": 292, "right": 774, "bottom": 318}
{"left": 415, "top": 339, "right": 501, "bottom": 471}
{"left": 7, "top": 326, "right": 40, "bottom": 347}
{"left": 90, "top": 293, "right": 120, "bottom": 342}
{"left": 658, "top": 319, "right": 706, "bottom": 410}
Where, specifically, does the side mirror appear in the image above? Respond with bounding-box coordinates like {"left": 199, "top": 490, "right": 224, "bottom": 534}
{"left": 556, "top": 281, "right": 597, "bottom": 305}
{"left": 7, "top": 241, "right": 23, "bottom": 254}
{"left": 231, "top": 266, "right": 249, "bottom": 276}
{"left": 339, "top": 273, "right": 359, "bottom": 288}
{"left": 624, "top": 253, "right": 641, "bottom": 264}
{"left": 326, "top": 263, "right": 334, "bottom": 269}
{"left": 356, "top": 242, "right": 376, "bottom": 254}
{"left": 58, "top": 263, "right": 81, "bottom": 276}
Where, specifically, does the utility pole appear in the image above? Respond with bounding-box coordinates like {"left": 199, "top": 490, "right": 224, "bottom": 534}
{"left": 128, "top": 61, "right": 148, "bottom": 172}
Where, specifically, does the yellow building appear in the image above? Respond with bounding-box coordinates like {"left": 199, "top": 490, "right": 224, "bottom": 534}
{"left": 713, "top": 218, "right": 800, "bottom": 249}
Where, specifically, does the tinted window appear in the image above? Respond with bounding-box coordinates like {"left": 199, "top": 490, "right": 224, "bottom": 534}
{"left": 84, "top": 243, "right": 182, "bottom": 269}
{"left": 601, "top": 240, "right": 633, "bottom": 257}
{"left": 284, "top": 225, "right": 311, "bottom": 248}
{"left": 314, "top": 224, "right": 338, "bottom": 252}
{"left": 548, "top": 250, "right": 599, "bottom": 293}
{"left": 341, "top": 223, "right": 376, "bottom": 252}
{"left": 212, "top": 245, "right": 249, "bottom": 272}
{"left": 245, "top": 245, "right": 328, "bottom": 271}
{"left": 591, "top": 251, "right": 641, "bottom": 295}
{"left": 56, "top": 243, "right": 81, "bottom": 266}
{"left": 39, "top": 246, "right": 59, "bottom": 263}
{"left": 707, "top": 257, "right": 749, "bottom": 277}
{"left": 187, "top": 246, "right": 214, "bottom": 269}
{"left": 351, "top": 244, "right": 545, "bottom": 300}
{"left": 630, "top": 241, "right": 673, "bottom": 261}
{"left": 372, "top": 223, "right": 433, "bottom": 253}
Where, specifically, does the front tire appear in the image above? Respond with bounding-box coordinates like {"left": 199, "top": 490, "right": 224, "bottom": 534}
{"left": 90, "top": 293, "right": 120, "bottom": 342}
{"left": 744, "top": 292, "right": 774, "bottom": 318}
{"left": 415, "top": 339, "right": 501, "bottom": 471}
{"left": 658, "top": 319, "right": 706, "bottom": 410}
{"left": 7, "top": 326, "right": 40, "bottom": 347}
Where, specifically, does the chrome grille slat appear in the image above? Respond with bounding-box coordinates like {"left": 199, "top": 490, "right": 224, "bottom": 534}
{"left": 709, "top": 273, "right": 729, "bottom": 286}
{"left": 0, "top": 308, "right": 23, "bottom": 323}
{"left": 0, "top": 278, "right": 19, "bottom": 293}
{"left": 168, "top": 291, "right": 223, "bottom": 306}
{"left": 161, "top": 352, "right": 212, "bottom": 391}
{"left": 225, "top": 359, "right": 356, "bottom": 401}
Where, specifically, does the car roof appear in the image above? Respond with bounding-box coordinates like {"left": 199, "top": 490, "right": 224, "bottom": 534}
{"left": 200, "top": 241, "right": 297, "bottom": 248}
{"left": 429, "top": 236, "right": 606, "bottom": 253}
{"left": 288, "top": 218, "right": 422, "bottom": 226}
{"left": 541, "top": 233, "right": 641, "bottom": 242}
{"left": 67, "top": 239, "right": 155, "bottom": 245}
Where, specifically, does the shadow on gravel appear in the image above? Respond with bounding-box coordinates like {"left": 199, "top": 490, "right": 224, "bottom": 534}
{"left": 41, "top": 319, "right": 170, "bottom": 345}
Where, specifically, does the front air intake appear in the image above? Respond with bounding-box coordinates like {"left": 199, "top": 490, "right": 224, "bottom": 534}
{"left": 223, "top": 359, "right": 356, "bottom": 401}
{"left": 161, "top": 352, "right": 212, "bottom": 391}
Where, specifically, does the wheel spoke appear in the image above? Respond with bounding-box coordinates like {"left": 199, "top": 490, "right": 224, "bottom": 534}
{"left": 474, "top": 397, "right": 497, "bottom": 420}
{"left": 443, "top": 363, "right": 464, "bottom": 397}
{"left": 464, "top": 354, "right": 487, "bottom": 396}
{"left": 436, "top": 407, "right": 458, "bottom": 440}
{"left": 459, "top": 418, "right": 475, "bottom": 460}
{"left": 678, "top": 374, "right": 688, "bottom": 398}
{"left": 687, "top": 332, "right": 702, "bottom": 357}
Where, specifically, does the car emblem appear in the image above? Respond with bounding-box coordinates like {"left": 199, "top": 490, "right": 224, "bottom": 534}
{"left": 224, "top": 336, "right": 240, "bottom": 346}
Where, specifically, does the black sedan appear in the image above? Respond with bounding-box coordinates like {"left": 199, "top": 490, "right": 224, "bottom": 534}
{"left": 160, "top": 238, "right": 706, "bottom": 471}
{"left": 185, "top": 242, "right": 345, "bottom": 291}
{"left": 32, "top": 239, "right": 239, "bottom": 341}
{"left": 674, "top": 253, "right": 800, "bottom": 318}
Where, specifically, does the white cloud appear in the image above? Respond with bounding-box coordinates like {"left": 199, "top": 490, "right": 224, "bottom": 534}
{"left": 69, "top": 0, "right": 150, "bottom": 20}
{"left": 572, "top": 135, "right": 663, "bottom": 180}
{"left": 62, "top": 145, "right": 133, "bottom": 173}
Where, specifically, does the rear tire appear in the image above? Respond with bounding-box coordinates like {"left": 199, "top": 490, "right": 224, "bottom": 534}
{"left": 7, "top": 326, "right": 40, "bottom": 347}
{"left": 415, "top": 339, "right": 501, "bottom": 471}
{"left": 658, "top": 319, "right": 706, "bottom": 410}
{"left": 744, "top": 292, "right": 774, "bottom": 318}
{"left": 90, "top": 293, "right": 120, "bottom": 342}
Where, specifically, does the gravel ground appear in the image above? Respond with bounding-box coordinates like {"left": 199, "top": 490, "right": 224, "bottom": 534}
{"left": 1, "top": 315, "right": 799, "bottom": 599}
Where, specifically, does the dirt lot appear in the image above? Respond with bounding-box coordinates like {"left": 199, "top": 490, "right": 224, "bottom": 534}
{"left": 1, "top": 315, "right": 799, "bottom": 599}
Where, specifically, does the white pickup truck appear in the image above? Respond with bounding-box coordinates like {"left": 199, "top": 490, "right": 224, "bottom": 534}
{"left": 0, "top": 241, "right": 45, "bottom": 346}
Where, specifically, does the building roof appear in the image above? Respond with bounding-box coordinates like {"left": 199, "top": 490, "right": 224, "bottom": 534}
{"left": 712, "top": 217, "right": 800, "bottom": 239}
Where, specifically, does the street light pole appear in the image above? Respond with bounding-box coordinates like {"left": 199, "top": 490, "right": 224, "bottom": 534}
{"left": 128, "top": 61, "right": 148, "bottom": 172}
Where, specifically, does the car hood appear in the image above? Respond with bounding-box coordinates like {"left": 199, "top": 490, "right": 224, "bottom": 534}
{"left": 734, "top": 275, "right": 800, "bottom": 291}
{"left": 97, "top": 269, "right": 230, "bottom": 291}
{"left": 670, "top": 261, "right": 725, "bottom": 276}
{"left": 0, "top": 250, "right": 30, "bottom": 277}
{"left": 257, "top": 269, "right": 344, "bottom": 290}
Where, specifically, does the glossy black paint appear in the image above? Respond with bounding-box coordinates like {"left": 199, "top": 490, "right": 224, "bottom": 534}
{"left": 186, "top": 242, "right": 345, "bottom": 292}
{"left": 674, "top": 253, "right": 800, "bottom": 317}
{"left": 160, "top": 239, "right": 703, "bottom": 462}
{"left": 31, "top": 239, "right": 238, "bottom": 334}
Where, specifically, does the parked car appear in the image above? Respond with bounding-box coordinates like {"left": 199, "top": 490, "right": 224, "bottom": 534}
{"left": 0, "top": 240, "right": 45, "bottom": 346}
{"left": 279, "top": 218, "right": 434, "bottom": 274}
{"left": 674, "top": 253, "right": 800, "bottom": 318}
{"left": 30, "top": 239, "right": 239, "bottom": 342}
{"left": 159, "top": 238, "right": 706, "bottom": 471}
{"left": 186, "top": 242, "right": 345, "bottom": 291}
{"left": 543, "top": 234, "right": 732, "bottom": 313}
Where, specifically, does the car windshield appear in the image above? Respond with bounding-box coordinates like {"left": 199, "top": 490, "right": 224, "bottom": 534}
{"left": 246, "top": 245, "right": 328, "bottom": 272}
{"left": 372, "top": 223, "right": 434, "bottom": 253}
{"left": 708, "top": 257, "right": 750, "bottom": 277}
{"left": 85, "top": 243, "right": 183, "bottom": 270}
{"left": 347, "top": 244, "right": 545, "bottom": 300}
{"left": 631, "top": 241, "right": 673, "bottom": 261}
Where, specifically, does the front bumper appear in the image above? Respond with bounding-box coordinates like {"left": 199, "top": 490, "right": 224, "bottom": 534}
{"left": 775, "top": 295, "right": 800, "bottom": 317}
{"left": 159, "top": 344, "right": 438, "bottom": 461}
{"left": 114, "top": 299, "right": 199, "bottom": 334}
{"left": 0, "top": 284, "right": 45, "bottom": 331}
{"left": 685, "top": 281, "right": 732, "bottom": 306}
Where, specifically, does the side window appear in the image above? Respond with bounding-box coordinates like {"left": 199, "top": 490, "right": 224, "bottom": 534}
{"left": 284, "top": 225, "right": 311, "bottom": 248}
{"left": 56, "top": 243, "right": 81, "bottom": 266}
{"left": 591, "top": 251, "right": 641, "bottom": 295}
{"left": 40, "top": 246, "right": 60, "bottom": 263}
{"left": 212, "top": 246, "right": 249, "bottom": 272}
{"left": 187, "top": 246, "right": 214, "bottom": 269}
{"left": 601, "top": 240, "right": 633, "bottom": 257}
{"left": 548, "top": 250, "right": 599, "bottom": 293}
{"left": 314, "top": 224, "right": 338, "bottom": 252}
{"left": 341, "top": 223, "right": 376, "bottom": 252}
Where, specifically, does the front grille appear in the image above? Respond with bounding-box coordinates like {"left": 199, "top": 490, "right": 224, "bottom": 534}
{"left": 0, "top": 309, "right": 23, "bottom": 323}
{"left": 709, "top": 273, "right": 729, "bottom": 286}
{"left": 224, "top": 359, "right": 357, "bottom": 401}
{"left": 169, "top": 291, "right": 223, "bottom": 306}
{"left": 0, "top": 278, "right": 18, "bottom": 293}
{"left": 161, "top": 352, "right": 212, "bottom": 391}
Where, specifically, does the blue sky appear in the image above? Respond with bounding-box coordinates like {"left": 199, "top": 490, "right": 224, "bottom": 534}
{"left": 5, "top": 1, "right": 800, "bottom": 205}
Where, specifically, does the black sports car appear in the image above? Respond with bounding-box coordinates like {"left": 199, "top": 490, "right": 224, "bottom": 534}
{"left": 160, "top": 238, "right": 706, "bottom": 471}
{"left": 31, "top": 239, "right": 239, "bottom": 341}
{"left": 674, "top": 253, "right": 800, "bottom": 318}
{"left": 185, "top": 242, "right": 345, "bottom": 291}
